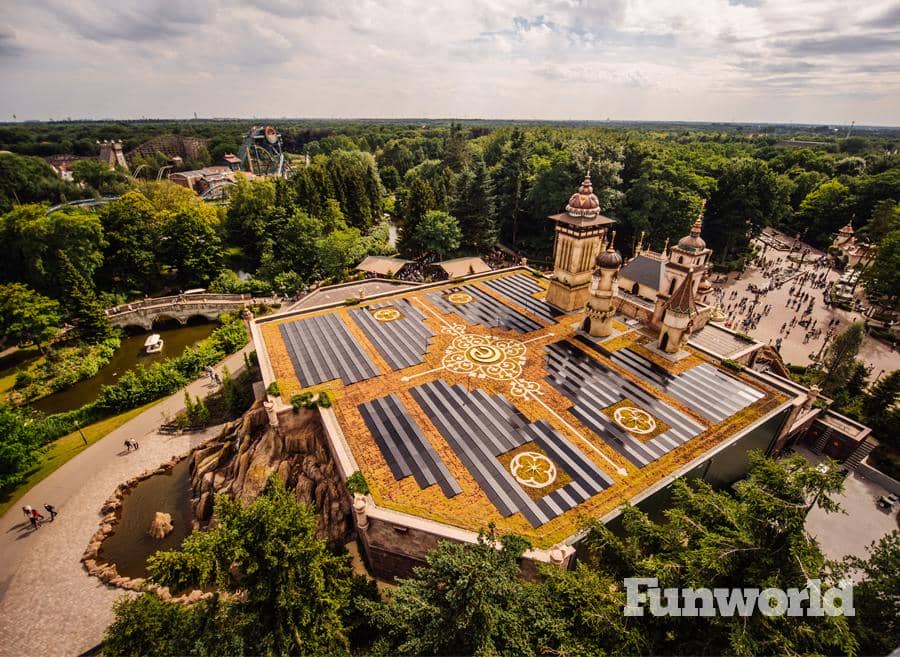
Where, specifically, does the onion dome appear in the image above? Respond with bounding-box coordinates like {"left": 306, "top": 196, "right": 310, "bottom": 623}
{"left": 595, "top": 230, "right": 622, "bottom": 269}
{"left": 697, "top": 274, "right": 712, "bottom": 293}
{"left": 565, "top": 174, "right": 601, "bottom": 218}
{"left": 838, "top": 222, "right": 854, "bottom": 235}
{"left": 677, "top": 215, "right": 706, "bottom": 253}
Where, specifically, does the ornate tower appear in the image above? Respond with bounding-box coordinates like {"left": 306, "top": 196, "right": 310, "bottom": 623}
{"left": 584, "top": 232, "right": 622, "bottom": 337}
{"left": 658, "top": 268, "right": 698, "bottom": 354}
{"left": 546, "top": 173, "right": 615, "bottom": 311}
{"left": 662, "top": 207, "right": 712, "bottom": 299}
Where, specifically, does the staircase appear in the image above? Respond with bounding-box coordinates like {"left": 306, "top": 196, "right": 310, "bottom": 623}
{"left": 812, "top": 426, "right": 832, "bottom": 454}
{"left": 844, "top": 436, "right": 877, "bottom": 470}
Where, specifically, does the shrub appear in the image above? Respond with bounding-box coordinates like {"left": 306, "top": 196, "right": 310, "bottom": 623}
{"left": 266, "top": 381, "right": 281, "bottom": 397}
{"left": 721, "top": 359, "right": 745, "bottom": 371}
{"left": 343, "top": 297, "right": 361, "bottom": 306}
{"left": 345, "top": 470, "right": 370, "bottom": 495}
{"left": 290, "top": 392, "right": 314, "bottom": 411}
{"left": 317, "top": 390, "right": 332, "bottom": 408}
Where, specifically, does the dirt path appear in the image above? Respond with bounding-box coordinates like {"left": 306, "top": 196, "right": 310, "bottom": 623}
{"left": 0, "top": 348, "right": 251, "bottom": 657}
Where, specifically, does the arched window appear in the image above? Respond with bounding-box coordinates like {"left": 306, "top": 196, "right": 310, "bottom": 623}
{"left": 631, "top": 282, "right": 640, "bottom": 295}
{"left": 669, "top": 278, "right": 676, "bottom": 294}
{"left": 678, "top": 256, "right": 684, "bottom": 264}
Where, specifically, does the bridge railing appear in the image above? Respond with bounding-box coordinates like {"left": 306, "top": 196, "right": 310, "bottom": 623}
{"left": 106, "top": 293, "right": 252, "bottom": 316}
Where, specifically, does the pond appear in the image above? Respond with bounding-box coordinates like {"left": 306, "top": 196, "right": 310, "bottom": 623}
{"left": 99, "top": 457, "right": 195, "bottom": 579}
{"left": 30, "top": 320, "right": 217, "bottom": 416}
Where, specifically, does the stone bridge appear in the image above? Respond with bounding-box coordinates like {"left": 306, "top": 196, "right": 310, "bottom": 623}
{"left": 106, "top": 293, "right": 264, "bottom": 330}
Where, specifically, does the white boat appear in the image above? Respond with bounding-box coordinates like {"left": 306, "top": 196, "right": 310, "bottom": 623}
{"left": 144, "top": 333, "right": 164, "bottom": 354}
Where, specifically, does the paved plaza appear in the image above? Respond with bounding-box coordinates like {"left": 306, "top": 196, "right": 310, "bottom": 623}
{"left": 714, "top": 231, "right": 899, "bottom": 375}
{"left": 0, "top": 348, "right": 250, "bottom": 657}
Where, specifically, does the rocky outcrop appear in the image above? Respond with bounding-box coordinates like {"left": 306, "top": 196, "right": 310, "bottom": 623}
{"left": 148, "top": 512, "right": 173, "bottom": 539}
{"left": 189, "top": 402, "right": 354, "bottom": 549}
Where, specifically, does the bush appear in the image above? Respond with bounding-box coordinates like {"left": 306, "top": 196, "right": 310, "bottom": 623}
{"left": 345, "top": 470, "right": 369, "bottom": 495}
{"left": 291, "top": 392, "right": 314, "bottom": 411}
{"left": 721, "top": 359, "right": 745, "bottom": 371}
{"left": 266, "top": 381, "right": 281, "bottom": 397}
{"left": 343, "top": 297, "right": 361, "bottom": 306}
{"left": 317, "top": 390, "right": 332, "bottom": 408}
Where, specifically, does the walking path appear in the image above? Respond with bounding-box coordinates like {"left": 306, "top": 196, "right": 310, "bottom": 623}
{"left": 0, "top": 347, "right": 251, "bottom": 657}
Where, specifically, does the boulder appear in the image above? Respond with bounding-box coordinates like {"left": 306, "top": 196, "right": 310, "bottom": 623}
{"left": 148, "top": 512, "right": 174, "bottom": 539}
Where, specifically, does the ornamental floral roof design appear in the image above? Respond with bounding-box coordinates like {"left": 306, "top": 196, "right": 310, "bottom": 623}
{"left": 254, "top": 268, "right": 785, "bottom": 547}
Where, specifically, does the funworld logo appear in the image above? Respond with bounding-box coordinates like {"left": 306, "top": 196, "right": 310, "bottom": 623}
{"left": 624, "top": 578, "right": 854, "bottom": 617}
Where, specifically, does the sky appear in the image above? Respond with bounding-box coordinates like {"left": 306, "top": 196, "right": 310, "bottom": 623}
{"left": 1, "top": 0, "right": 899, "bottom": 125}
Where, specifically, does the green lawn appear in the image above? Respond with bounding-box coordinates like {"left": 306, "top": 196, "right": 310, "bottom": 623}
{"left": 0, "top": 346, "right": 42, "bottom": 396}
{"left": 0, "top": 400, "right": 161, "bottom": 516}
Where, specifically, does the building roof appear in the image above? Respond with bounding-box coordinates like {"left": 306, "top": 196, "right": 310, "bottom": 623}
{"left": 565, "top": 175, "right": 601, "bottom": 217}
{"left": 437, "top": 256, "right": 492, "bottom": 278}
{"left": 667, "top": 269, "right": 698, "bottom": 315}
{"left": 676, "top": 215, "right": 707, "bottom": 253}
{"left": 689, "top": 323, "right": 756, "bottom": 358}
{"left": 619, "top": 254, "right": 666, "bottom": 291}
{"left": 548, "top": 212, "right": 616, "bottom": 229}
{"left": 252, "top": 268, "right": 783, "bottom": 548}
{"left": 839, "top": 222, "right": 854, "bottom": 235}
{"left": 355, "top": 255, "right": 412, "bottom": 276}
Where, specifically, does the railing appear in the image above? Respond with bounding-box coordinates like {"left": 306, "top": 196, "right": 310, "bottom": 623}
{"left": 106, "top": 293, "right": 252, "bottom": 316}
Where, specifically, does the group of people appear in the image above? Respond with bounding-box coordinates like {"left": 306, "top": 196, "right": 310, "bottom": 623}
{"left": 21, "top": 504, "right": 57, "bottom": 530}
{"left": 124, "top": 438, "right": 140, "bottom": 451}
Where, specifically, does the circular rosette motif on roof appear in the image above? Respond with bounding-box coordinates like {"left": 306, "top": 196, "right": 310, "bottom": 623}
{"left": 447, "top": 292, "right": 474, "bottom": 305}
{"left": 613, "top": 406, "right": 657, "bottom": 435}
{"left": 442, "top": 334, "right": 526, "bottom": 381}
{"left": 372, "top": 307, "right": 402, "bottom": 322}
{"left": 510, "top": 451, "right": 557, "bottom": 488}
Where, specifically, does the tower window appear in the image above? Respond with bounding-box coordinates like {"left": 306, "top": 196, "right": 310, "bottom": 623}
{"left": 669, "top": 278, "right": 676, "bottom": 294}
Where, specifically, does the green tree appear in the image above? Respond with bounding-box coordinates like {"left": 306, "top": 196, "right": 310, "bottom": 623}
{"left": 58, "top": 251, "right": 113, "bottom": 343}
{"left": 845, "top": 531, "right": 900, "bottom": 656}
{"left": 862, "top": 229, "right": 900, "bottom": 306}
{"left": 97, "top": 191, "right": 161, "bottom": 293}
{"left": 0, "top": 403, "right": 47, "bottom": 490}
{"left": 0, "top": 152, "right": 80, "bottom": 213}
{"left": 862, "top": 370, "right": 900, "bottom": 447}
{"left": 411, "top": 210, "right": 461, "bottom": 260}
{"left": 796, "top": 179, "right": 854, "bottom": 246}
{"left": 225, "top": 176, "right": 277, "bottom": 268}
{"left": 820, "top": 322, "right": 865, "bottom": 399}
{"left": 146, "top": 477, "right": 355, "bottom": 655}
{"left": 0, "top": 204, "right": 105, "bottom": 298}
{"left": 491, "top": 128, "right": 530, "bottom": 245}
{"left": 454, "top": 158, "right": 497, "bottom": 251}
{"left": 576, "top": 453, "right": 853, "bottom": 656}
{"left": 396, "top": 176, "right": 437, "bottom": 254}
{"left": 704, "top": 158, "right": 790, "bottom": 261}
{"left": 0, "top": 283, "right": 61, "bottom": 351}
{"left": 71, "top": 159, "right": 129, "bottom": 195}
{"left": 161, "top": 207, "right": 223, "bottom": 287}
{"left": 316, "top": 227, "right": 367, "bottom": 280}
{"left": 272, "top": 210, "right": 325, "bottom": 281}
{"left": 863, "top": 199, "right": 900, "bottom": 241}
{"left": 368, "top": 527, "right": 537, "bottom": 656}
{"left": 442, "top": 122, "right": 470, "bottom": 172}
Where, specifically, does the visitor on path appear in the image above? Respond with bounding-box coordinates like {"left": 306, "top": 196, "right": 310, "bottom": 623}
{"left": 44, "top": 504, "right": 57, "bottom": 521}
{"left": 22, "top": 505, "right": 32, "bottom": 520}
{"left": 124, "top": 439, "right": 133, "bottom": 452}
{"left": 30, "top": 508, "right": 44, "bottom": 529}
{"left": 28, "top": 514, "right": 38, "bottom": 530}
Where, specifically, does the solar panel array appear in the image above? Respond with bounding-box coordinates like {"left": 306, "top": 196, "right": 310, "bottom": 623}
{"left": 425, "top": 286, "right": 542, "bottom": 333}
{"left": 544, "top": 341, "right": 705, "bottom": 468}
{"left": 481, "top": 274, "right": 562, "bottom": 324}
{"left": 609, "top": 349, "right": 765, "bottom": 423}
{"left": 409, "top": 379, "right": 611, "bottom": 527}
{"left": 279, "top": 313, "right": 379, "bottom": 386}
{"left": 358, "top": 393, "right": 461, "bottom": 498}
{"left": 350, "top": 299, "right": 436, "bottom": 371}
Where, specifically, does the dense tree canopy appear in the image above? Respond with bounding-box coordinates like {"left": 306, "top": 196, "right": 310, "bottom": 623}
{"left": 0, "top": 283, "right": 61, "bottom": 351}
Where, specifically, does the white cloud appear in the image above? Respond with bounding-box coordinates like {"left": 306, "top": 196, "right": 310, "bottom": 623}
{"left": 0, "top": 0, "right": 898, "bottom": 124}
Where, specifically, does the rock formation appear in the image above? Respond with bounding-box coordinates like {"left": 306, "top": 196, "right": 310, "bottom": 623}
{"left": 148, "top": 512, "right": 174, "bottom": 539}
{"left": 189, "top": 401, "right": 354, "bottom": 549}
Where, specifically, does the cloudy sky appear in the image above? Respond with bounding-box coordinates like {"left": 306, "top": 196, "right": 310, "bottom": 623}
{"left": 1, "top": 0, "right": 899, "bottom": 124}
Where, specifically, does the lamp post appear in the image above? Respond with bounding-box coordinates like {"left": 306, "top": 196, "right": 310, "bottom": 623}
{"left": 75, "top": 420, "right": 87, "bottom": 446}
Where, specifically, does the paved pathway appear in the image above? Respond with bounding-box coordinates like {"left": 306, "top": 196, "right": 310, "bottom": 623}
{"left": 716, "top": 235, "right": 899, "bottom": 375}
{"left": 0, "top": 347, "right": 251, "bottom": 657}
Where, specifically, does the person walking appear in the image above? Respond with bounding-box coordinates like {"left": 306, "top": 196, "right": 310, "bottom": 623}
{"left": 30, "top": 508, "right": 44, "bottom": 529}
{"left": 44, "top": 504, "right": 57, "bottom": 521}
{"left": 22, "top": 505, "right": 32, "bottom": 521}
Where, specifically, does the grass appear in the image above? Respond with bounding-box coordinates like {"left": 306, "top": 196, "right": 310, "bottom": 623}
{"left": 0, "top": 400, "right": 161, "bottom": 517}
{"left": 0, "top": 346, "right": 42, "bottom": 396}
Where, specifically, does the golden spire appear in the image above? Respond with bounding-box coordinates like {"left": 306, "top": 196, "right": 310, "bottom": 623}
{"left": 663, "top": 237, "right": 670, "bottom": 256}
{"left": 608, "top": 230, "right": 616, "bottom": 250}
{"left": 637, "top": 230, "right": 645, "bottom": 253}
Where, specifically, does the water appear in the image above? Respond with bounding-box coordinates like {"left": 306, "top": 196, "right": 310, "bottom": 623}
{"left": 99, "top": 457, "right": 195, "bottom": 579}
{"left": 30, "top": 321, "right": 216, "bottom": 416}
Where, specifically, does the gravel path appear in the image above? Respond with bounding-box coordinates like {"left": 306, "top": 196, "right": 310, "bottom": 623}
{"left": 0, "top": 348, "right": 250, "bottom": 657}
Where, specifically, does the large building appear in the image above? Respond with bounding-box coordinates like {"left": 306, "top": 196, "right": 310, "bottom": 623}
{"left": 250, "top": 173, "right": 873, "bottom": 579}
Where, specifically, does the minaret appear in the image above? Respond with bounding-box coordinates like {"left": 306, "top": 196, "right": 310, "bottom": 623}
{"left": 546, "top": 170, "right": 615, "bottom": 312}
{"left": 584, "top": 231, "right": 622, "bottom": 337}
{"left": 662, "top": 204, "right": 712, "bottom": 298}
{"left": 658, "top": 268, "right": 698, "bottom": 354}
